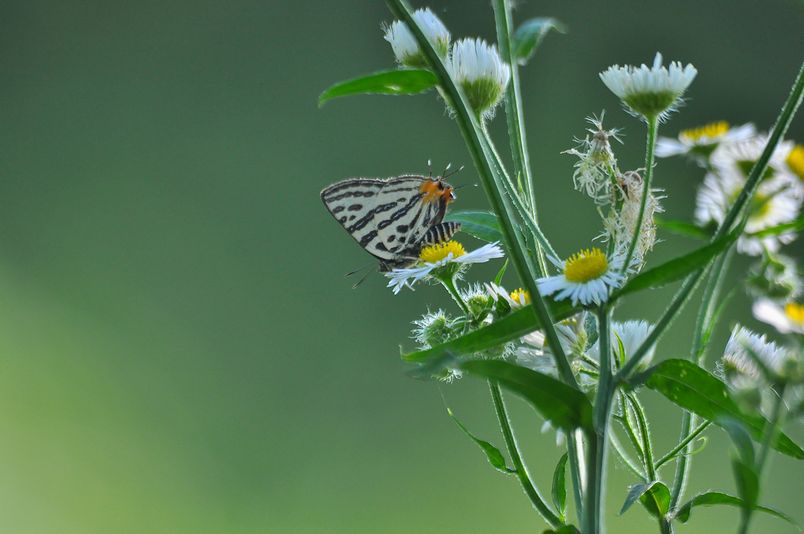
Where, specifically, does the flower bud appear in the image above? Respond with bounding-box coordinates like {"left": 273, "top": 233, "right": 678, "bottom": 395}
{"left": 383, "top": 8, "right": 450, "bottom": 68}
{"left": 447, "top": 38, "right": 510, "bottom": 119}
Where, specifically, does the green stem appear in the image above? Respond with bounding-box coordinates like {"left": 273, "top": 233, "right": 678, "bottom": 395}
{"left": 489, "top": 381, "right": 563, "bottom": 528}
{"left": 618, "top": 395, "right": 645, "bottom": 465}
{"left": 738, "top": 384, "right": 788, "bottom": 534}
{"left": 384, "top": 0, "right": 577, "bottom": 391}
{"left": 654, "top": 420, "right": 711, "bottom": 470}
{"left": 623, "top": 115, "right": 658, "bottom": 272}
{"left": 584, "top": 306, "right": 616, "bottom": 534}
{"left": 617, "top": 61, "right": 804, "bottom": 382}
{"left": 626, "top": 393, "right": 656, "bottom": 481}
{"left": 668, "top": 250, "right": 733, "bottom": 510}
{"left": 439, "top": 275, "right": 470, "bottom": 315}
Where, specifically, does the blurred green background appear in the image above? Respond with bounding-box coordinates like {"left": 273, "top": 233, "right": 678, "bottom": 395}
{"left": 1, "top": 0, "right": 802, "bottom": 532}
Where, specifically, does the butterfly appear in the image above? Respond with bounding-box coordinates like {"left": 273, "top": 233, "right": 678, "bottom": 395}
{"left": 321, "top": 173, "right": 461, "bottom": 272}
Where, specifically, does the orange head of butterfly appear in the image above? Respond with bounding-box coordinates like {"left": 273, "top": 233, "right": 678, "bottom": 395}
{"left": 420, "top": 178, "right": 456, "bottom": 206}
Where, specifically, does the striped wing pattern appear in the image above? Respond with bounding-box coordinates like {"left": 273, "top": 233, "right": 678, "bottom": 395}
{"left": 321, "top": 175, "right": 450, "bottom": 268}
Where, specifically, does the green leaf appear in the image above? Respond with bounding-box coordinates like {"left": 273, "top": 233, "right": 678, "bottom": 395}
{"left": 494, "top": 259, "right": 508, "bottom": 286}
{"left": 720, "top": 417, "right": 755, "bottom": 465}
{"left": 636, "top": 359, "right": 804, "bottom": 459}
{"left": 542, "top": 526, "right": 580, "bottom": 534}
{"left": 445, "top": 210, "right": 503, "bottom": 243}
{"left": 319, "top": 69, "right": 437, "bottom": 106}
{"left": 403, "top": 300, "right": 578, "bottom": 363}
{"left": 551, "top": 453, "right": 568, "bottom": 520}
{"left": 620, "top": 482, "right": 671, "bottom": 518}
{"left": 613, "top": 229, "right": 738, "bottom": 299}
{"left": 674, "top": 491, "right": 795, "bottom": 525}
{"left": 656, "top": 217, "right": 711, "bottom": 240}
{"left": 511, "top": 18, "right": 567, "bottom": 65}
{"left": 446, "top": 407, "right": 515, "bottom": 475}
{"left": 460, "top": 360, "right": 593, "bottom": 432}
{"left": 747, "top": 215, "right": 804, "bottom": 238}
{"left": 732, "top": 457, "right": 759, "bottom": 509}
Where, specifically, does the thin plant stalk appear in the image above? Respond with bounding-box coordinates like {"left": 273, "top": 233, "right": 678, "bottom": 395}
{"left": 617, "top": 61, "right": 803, "bottom": 380}
{"left": 490, "top": 381, "right": 563, "bottom": 528}
{"left": 654, "top": 420, "right": 711, "bottom": 470}
{"left": 584, "top": 305, "right": 615, "bottom": 534}
{"left": 738, "top": 384, "right": 788, "bottom": 534}
{"left": 623, "top": 115, "right": 658, "bottom": 272}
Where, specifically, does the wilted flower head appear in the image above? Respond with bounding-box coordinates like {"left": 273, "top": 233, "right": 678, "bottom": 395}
{"left": 537, "top": 247, "right": 629, "bottom": 306}
{"left": 385, "top": 241, "right": 504, "bottom": 293}
{"left": 447, "top": 38, "right": 511, "bottom": 119}
{"left": 753, "top": 299, "right": 804, "bottom": 336}
{"left": 563, "top": 113, "right": 623, "bottom": 205}
{"left": 383, "top": 7, "right": 450, "bottom": 68}
{"left": 603, "top": 171, "right": 664, "bottom": 265}
{"left": 599, "top": 52, "right": 697, "bottom": 121}
{"left": 655, "top": 122, "right": 756, "bottom": 165}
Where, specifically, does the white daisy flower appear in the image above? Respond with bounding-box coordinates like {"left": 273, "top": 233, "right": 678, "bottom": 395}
{"left": 746, "top": 254, "right": 801, "bottom": 300}
{"left": 753, "top": 299, "right": 804, "bottom": 335}
{"left": 447, "top": 38, "right": 511, "bottom": 119}
{"left": 694, "top": 170, "right": 801, "bottom": 256}
{"left": 710, "top": 135, "right": 795, "bottom": 185}
{"left": 718, "top": 325, "right": 790, "bottom": 391}
{"left": 599, "top": 52, "right": 697, "bottom": 121}
{"left": 383, "top": 7, "right": 450, "bottom": 68}
{"left": 588, "top": 320, "right": 657, "bottom": 370}
{"left": 655, "top": 121, "right": 756, "bottom": 164}
{"left": 785, "top": 144, "right": 804, "bottom": 184}
{"left": 537, "top": 247, "right": 628, "bottom": 306}
{"left": 386, "top": 241, "right": 504, "bottom": 294}
{"left": 485, "top": 283, "right": 531, "bottom": 308}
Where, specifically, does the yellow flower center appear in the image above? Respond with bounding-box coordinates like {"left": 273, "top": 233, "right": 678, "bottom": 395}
{"left": 419, "top": 240, "right": 465, "bottom": 263}
{"left": 784, "top": 302, "right": 804, "bottom": 325}
{"left": 563, "top": 248, "right": 609, "bottom": 283}
{"left": 509, "top": 288, "right": 531, "bottom": 305}
{"left": 679, "top": 121, "right": 729, "bottom": 143}
{"left": 786, "top": 144, "right": 804, "bottom": 182}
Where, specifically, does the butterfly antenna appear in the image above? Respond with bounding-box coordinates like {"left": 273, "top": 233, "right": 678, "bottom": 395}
{"left": 443, "top": 164, "right": 464, "bottom": 180}
{"left": 344, "top": 262, "right": 372, "bottom": 278}
{"left": 427, "top": 159, "right": 433, "bottom": 179}
{"left": 350, "top": 268, "right": 373, "bottom": 289}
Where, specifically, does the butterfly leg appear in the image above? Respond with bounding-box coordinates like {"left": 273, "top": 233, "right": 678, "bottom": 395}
{"left": 421, "top": 222, "right": 461, "bottom": 246}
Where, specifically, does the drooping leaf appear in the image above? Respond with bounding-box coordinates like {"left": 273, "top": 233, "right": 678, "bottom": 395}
{"left": 674, "top": 491, "right": 795, "bottom": 525}
{"left": 403, "top": 300, "right": 578, "bottom": 363}
{"left": 620, "top": 482, "right": 670, "bottom": 518}
{"left": 747, "top": 215, "right": 804, "bottom": 238}
{"left": 460, "top": 360, "right": 593, "bottom": 432}
{"left": 719, "top": 417, "right": 755, "bottom": 465}
{"left": 551, "top": 453, "right": 568, "bottom": 520}
{"left": 542, "top": 526, "right": 580, "bottom": 534}
{"left": 445, "top": 210, "right": 503, "bottom": 243}
{"left": 511, "top": 18, "right": 567, "bottom": 65}
{"left": 636, "top": 359, "right": 804, "bottom": 459}
{"left": 319, "top": 69, "right": 437, "bottom": 106}
{"left": 447, "top": 407, "right": 516, "bottom": 475}
{"left": 656, "top": 217, "right": 711, "bottom": 240}
{"left": 613, "top": 229, "right": 738, "bottom": 300}
{"left": 732, "top": 457, "right": 759, "bottom": 510}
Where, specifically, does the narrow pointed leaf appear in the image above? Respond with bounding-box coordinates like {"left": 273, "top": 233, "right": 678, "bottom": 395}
{"left": 319, "top": 69, "right": 437, "bottom": 106}
{"left": 656, "top": 217, "right": 711, "bottom": 240}
{"left": 674, "top": 491, "right": 795, "bottom": 525}
{"left": 447, "top": 407, "right": 515, "bottom": 475}
{"left": 747, "top": 215, "right": 804, "bottom": 237}
{"left": 636, "top": 359, "right": 804, "bottom": 459}
{"left": 445, "top": 210, "right": 503, "bottom": 243}
{"left": 613, "top": 228, "right": 739, "bottom": 299}
{"left": 511, "top": 18, "right": 567, "bottom": 65}
{"left": 732, "top": 457, "right": 759, "bottom": 509}
{"left": 551, "top": 453, "right": 568, "bottom": 519}
{"left": 460, "top": 360, "right": 593, "bottom": 432}
{"left": 403, "top": 300, "right": 578, "bottom": 363}
{"left": 720, "top": 417, "right": 755, "bottom": 465}
{"left": 620, "top": 482, "right": 670, "bottom": 518}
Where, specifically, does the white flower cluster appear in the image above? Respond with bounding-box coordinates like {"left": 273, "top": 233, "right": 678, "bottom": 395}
{"left": 384, "top": 9, "right": 510, "bottom": 119}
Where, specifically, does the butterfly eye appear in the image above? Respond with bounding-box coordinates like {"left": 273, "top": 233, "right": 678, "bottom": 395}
{"left": 437, "top": 181, "right": 445, "bottom": 190}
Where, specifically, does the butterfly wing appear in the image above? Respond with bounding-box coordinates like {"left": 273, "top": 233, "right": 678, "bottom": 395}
{"left": 321, "top": 175, "right": 446, "bottom": 265}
